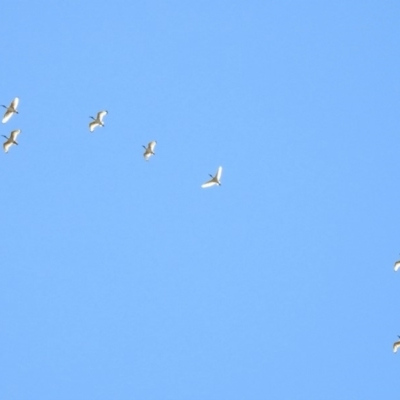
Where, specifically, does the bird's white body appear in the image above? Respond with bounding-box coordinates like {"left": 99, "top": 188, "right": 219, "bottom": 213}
{"left": 394, "top": 261, "right": 400, "bottom": 272}
{"left": 2, "top": 97, "right": 19, "bottom": 123}
{"left": 201, "top": 166, "right": 223, "bottom": 188}
{"left": 2, "top": 129, "right": 21, "bottom": 153}
{"left": 143, "top": 141, "right": 157, "bottom": 160}
{"left": 394, "top": 340, "right": 400, "bottom": 353}
{"left": 89, "top": 110, "right": 108, "bottom": 132}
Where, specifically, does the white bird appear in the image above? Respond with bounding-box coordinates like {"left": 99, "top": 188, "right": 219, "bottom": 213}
{"left": 394, "top": 261, "right": 400, "bottom": 272}
{"left": 2, "top": 129, "right": 21, "bottom": 153}
{"left": 142, "top": 141, "right": 157, "bottom": 160}
{"left": 201, "top": 166, "right": 223, "bottom": 188}
{"left": 89, "top": 110, "right": 108, "bottom": 132}
{"left": 393, "top": 336, "right": 400, "bottom": 353}
{"left": 2, "top": 97, "right": 19, "bottom": 123}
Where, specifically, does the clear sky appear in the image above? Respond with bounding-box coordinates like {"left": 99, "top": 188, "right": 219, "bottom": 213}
{"left": 1, "top": 1, "right": 399, "bottom": 399}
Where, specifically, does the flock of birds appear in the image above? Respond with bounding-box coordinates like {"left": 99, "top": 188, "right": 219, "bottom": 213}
{"left": 10, "top": 95, "right": 399, "bottom": 352}
{"left": 1, "top": 97, "right": 223, "bottom": 188}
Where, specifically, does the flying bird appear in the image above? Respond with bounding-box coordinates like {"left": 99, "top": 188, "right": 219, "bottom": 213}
{"left": 2, "top": 97, "right": 19, "bottom": 123}
{"left": 89, "top": 110, "right": 108, "bottom": 132}
{"left": 201, "top": 166, "right": 222, "bottom": 188}
{"left": 393, "top": 336, "right": 400, "bottom": 353}
{"left": 395, "top": 261, "right": 400, "bottom": 272}
{"left": 2, "top": 129, "right": 21, "bottom": 153}
{"left": 143, "top": 141, "right": 157, "bottom": 160}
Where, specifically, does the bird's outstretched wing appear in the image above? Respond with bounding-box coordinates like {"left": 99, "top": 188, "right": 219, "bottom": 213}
{"left": 10, "top": 97, "right": 19, "bottom": 110}
{"left": 143, "top": 149, "right": 152, "bottom": 160}
{"left": 3, "top": 139, "right": 13, "bottom": 153}
{"left": 216, "top": 166, "right": 222, "bottom": 181}
{"left": 97, "top": 110, "right": 107, "bottom": 122}
{"left": 201, "top": 179, "right": 217, "bottom": 188}
{"left": 394, "top": 261, "right": 400, "bottom": 272}
{"left": 2, "top": 109, "right": 13, "bottom": 123}
{"left": 149, "top": 141, "right": 156, "bottom": 152}
{"left": 89, "top": 121, "right": 100, "bottom": 132}
{"left": 393, "top": 340, "right": 400, "bottom": 353}
{"left": 10, "top": 129, "right": 21, "bottom": 141}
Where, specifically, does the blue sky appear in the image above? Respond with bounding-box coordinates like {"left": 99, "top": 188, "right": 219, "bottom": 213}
{"left": 1, "top": 1, "right": 400, "bottom": 399}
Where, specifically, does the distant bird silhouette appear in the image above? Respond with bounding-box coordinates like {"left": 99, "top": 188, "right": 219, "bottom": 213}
{"left": 394, "top": 260, "right": 400, "bottom": 272}
{"left": 89, "top": 110, "right": 107, "bottom": 132}
{"left": 142, "top": 141, "right": 157, "bottom": 161}
{"left": 2, "top": 129, "right": 21, "bottom": 153}
{"left": 201, "top": 166, "right": 222, "bottom": 188}
{"left": 2, "top": 97, "right": 19, "bottom": 123}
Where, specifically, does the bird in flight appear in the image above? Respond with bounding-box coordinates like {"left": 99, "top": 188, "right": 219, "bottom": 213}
{"left": 89, "top": 110, "right": 108, "bottom": 132}
{"left": 2, "top": 97, "right": 19, "bottom": 123}
{"left": 394, "top": 260, "right": 400, "bottom": 272}
{"left": 143, "top": 141, "right": 157, "bottom": 161}
{"left": 2, "top": 129, "right": 21, "bottom": 153}
{"left": 201, "top": 166, "right": 223, "bottom": 188}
